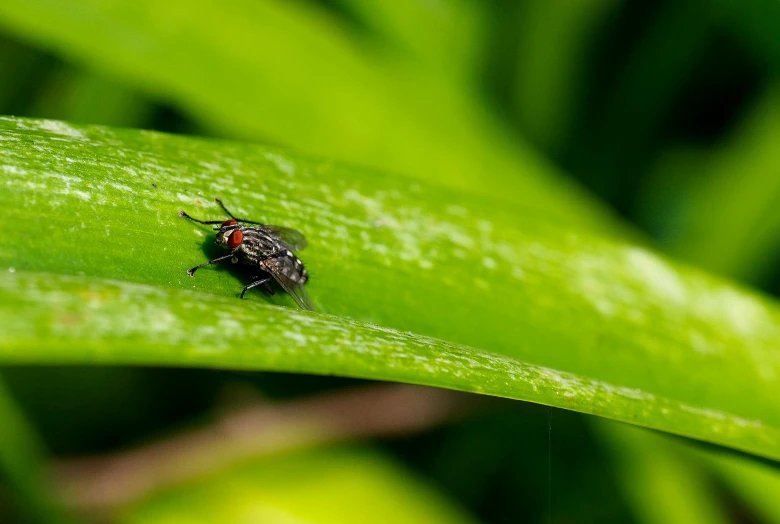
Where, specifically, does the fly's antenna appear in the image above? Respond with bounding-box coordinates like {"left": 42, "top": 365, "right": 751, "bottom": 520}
{"left": 178, "top": 210, "right": 224, "bottom": 225}
{"left": 215, "top": 198, "right": 238, "bottom": 220}
{"left": 215, "top": 199, "right": 265, "bottom": 225}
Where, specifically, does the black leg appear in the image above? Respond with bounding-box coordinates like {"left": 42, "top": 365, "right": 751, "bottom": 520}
{"left": 240, "top": 276, "right": 272, "bottom": 299}
{"left": 186, "top": 253, "right": 234, "bottom": 276}
{"left": 215, "top": 198, "right": 264, "bottom": 225}
{"left": 248, "top": 272, "right": 275, "bottom": 296}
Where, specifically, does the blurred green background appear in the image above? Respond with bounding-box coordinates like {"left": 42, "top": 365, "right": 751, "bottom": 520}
{"left": 1, "top": 0, "right": 779, "bottom": 523}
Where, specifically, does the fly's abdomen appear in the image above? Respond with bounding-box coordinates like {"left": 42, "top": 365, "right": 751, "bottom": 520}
{"left": 264, "top": 251, "right": 308, "bottom": 285}
{"left": 284, "top": 251, "right": 308, "bottom": 285}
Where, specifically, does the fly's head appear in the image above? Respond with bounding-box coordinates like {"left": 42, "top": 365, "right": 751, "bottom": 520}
{"left": 215, "top": 219, "right": 244, "bottom": 251}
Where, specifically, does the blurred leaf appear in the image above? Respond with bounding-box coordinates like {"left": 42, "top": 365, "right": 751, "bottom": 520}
{"left": 568, "top": 1, "right": 711, "bottom": 204}
{"left": 0, "top": 366, "right": 205, "bottom": 455}
{"left": 597, "top": 423, "right": 729, "bottom": 524}
{"left": 28, "top": 68, "right": 155, "bottom": 129}
{"left": 636, "top": 146, "right": 707, "bottom": 241}
{"left": 425, "top": 407, "right": 633, "bottom": 523}
{"left": 0, "top": 35, "right": 52, "bottom": 115}
{"left": 0, "top": 0, "right": 620, "bottom": 234}
{"left": 118, "top": 447, "right": 476, "bottom": 524}
{"left": 513, "top": 0, "right": 619, "bottom": 153}
{"left": 693, "top": 448, "right": 780, "bottom": 524}
{"left": 0, "top": 118, "right": 779, "bottom": 460}
{"left": 655, "top": 84, "right": 780, "bottom": 286}
{"left": 707, "top": 0, "right": 780, "bottom": 71}
{"left": 0, "top": 377, "right": 66, "bottom": 523}
{"left": 331, "top": 0, "right": 487, "bottom": 80}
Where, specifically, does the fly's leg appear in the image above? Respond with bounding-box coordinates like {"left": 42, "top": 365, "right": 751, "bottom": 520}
{"left": 186, "top": 253, "right": 234, "bottom": 276}
{"left": 242, "top": 271, "right": 275, "bottom": 298}
{"left": 240, "top": 276, "right": 272, "bottom": 299}
{"left": 239, "top": 252, "right": 287, "bottom": 299}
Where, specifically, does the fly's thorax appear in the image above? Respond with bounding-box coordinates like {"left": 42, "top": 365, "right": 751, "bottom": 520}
{"left": 237, "top": 228, "right": 281, "bottom": 260}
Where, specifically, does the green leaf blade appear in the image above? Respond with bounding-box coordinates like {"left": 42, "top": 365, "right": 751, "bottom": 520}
{"left": 0, "top": 117, "right": 779, "bottom": 460}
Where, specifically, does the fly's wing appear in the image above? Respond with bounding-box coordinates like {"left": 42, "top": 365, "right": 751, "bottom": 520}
{"left": 262, "top": 256, "right": 315, "bottom": 311}
{"left": 264, "top": 226, "right": 308, "bottom": 252}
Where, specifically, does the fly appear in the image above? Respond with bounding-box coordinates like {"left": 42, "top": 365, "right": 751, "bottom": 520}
{"left": 179, "top": 199, "right": 315, "bottom": 311}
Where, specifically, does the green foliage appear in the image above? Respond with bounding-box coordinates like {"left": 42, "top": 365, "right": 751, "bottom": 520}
{"left": 648, "top": 85, "right": 780, "bottom": 285}
{"left": 0, "top": 0, "right": 621, "bottom": 234}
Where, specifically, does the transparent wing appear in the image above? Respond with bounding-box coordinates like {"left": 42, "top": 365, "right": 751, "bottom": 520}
{"left": 264, "top": 226, "right": 308, "bottom": 252}
{"left": 262, "top": 256, "right": 315, "bottom": 311}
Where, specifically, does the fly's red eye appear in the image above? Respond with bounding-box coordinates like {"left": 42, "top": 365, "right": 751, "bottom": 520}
{"left": 222, "top": 219, "right": 238, "bottom": 227}
{"left": 227, "top": 229, "right": 243, "bottom": 248}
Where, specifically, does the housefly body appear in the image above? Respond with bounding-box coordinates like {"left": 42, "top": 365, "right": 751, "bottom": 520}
{"left": 179, "top": 199, "right": 314, "bottom": 311}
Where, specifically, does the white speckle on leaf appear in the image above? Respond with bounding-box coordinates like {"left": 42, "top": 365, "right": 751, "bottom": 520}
{"left": 283, "top": 330, "right": 309, "bottom": 346}
{"left": 198, "top": 161, "right": 221, "bottom": 173}
{"left": 701, "top": 287, "right": 774, "bottom": 337}
{"left": 446, "top": 205, "right": 468, "bottom": 217}
{"left": 148, "top": 310, "right": 177, "bottom": 332}
{"left": 477, "top": 220, "right": 493, "bottom": 233}
{"left": 689, "top": 330, "right": 719, "bottom": 355}
{"left": 448, "top": 230, "right": 475, "bottom": 250}
{"left": 341, "top": 188, "right": 481, "bottom": 270}
{"left": 71, "top": 190, "right": 91, "bottom": 201}
{"left": 482, "top": 257, "right": 497, "bottom": 270}
{"left": 1, "top": 165, "right": 25, "bottom": 175}
{"left": 511, "top": 266, "right": 526, "bottom": 280}
{"left": 626, "top": 248, "right": 687, "bottom": 304}
{"left": 265, "top": 153, "right": 296, "bottom": 176}
{"left": 109, "top": 182, "right": 134, "bottom": 193}
{"left": 37, "top": 120, "right": 87, "bottom": 139}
